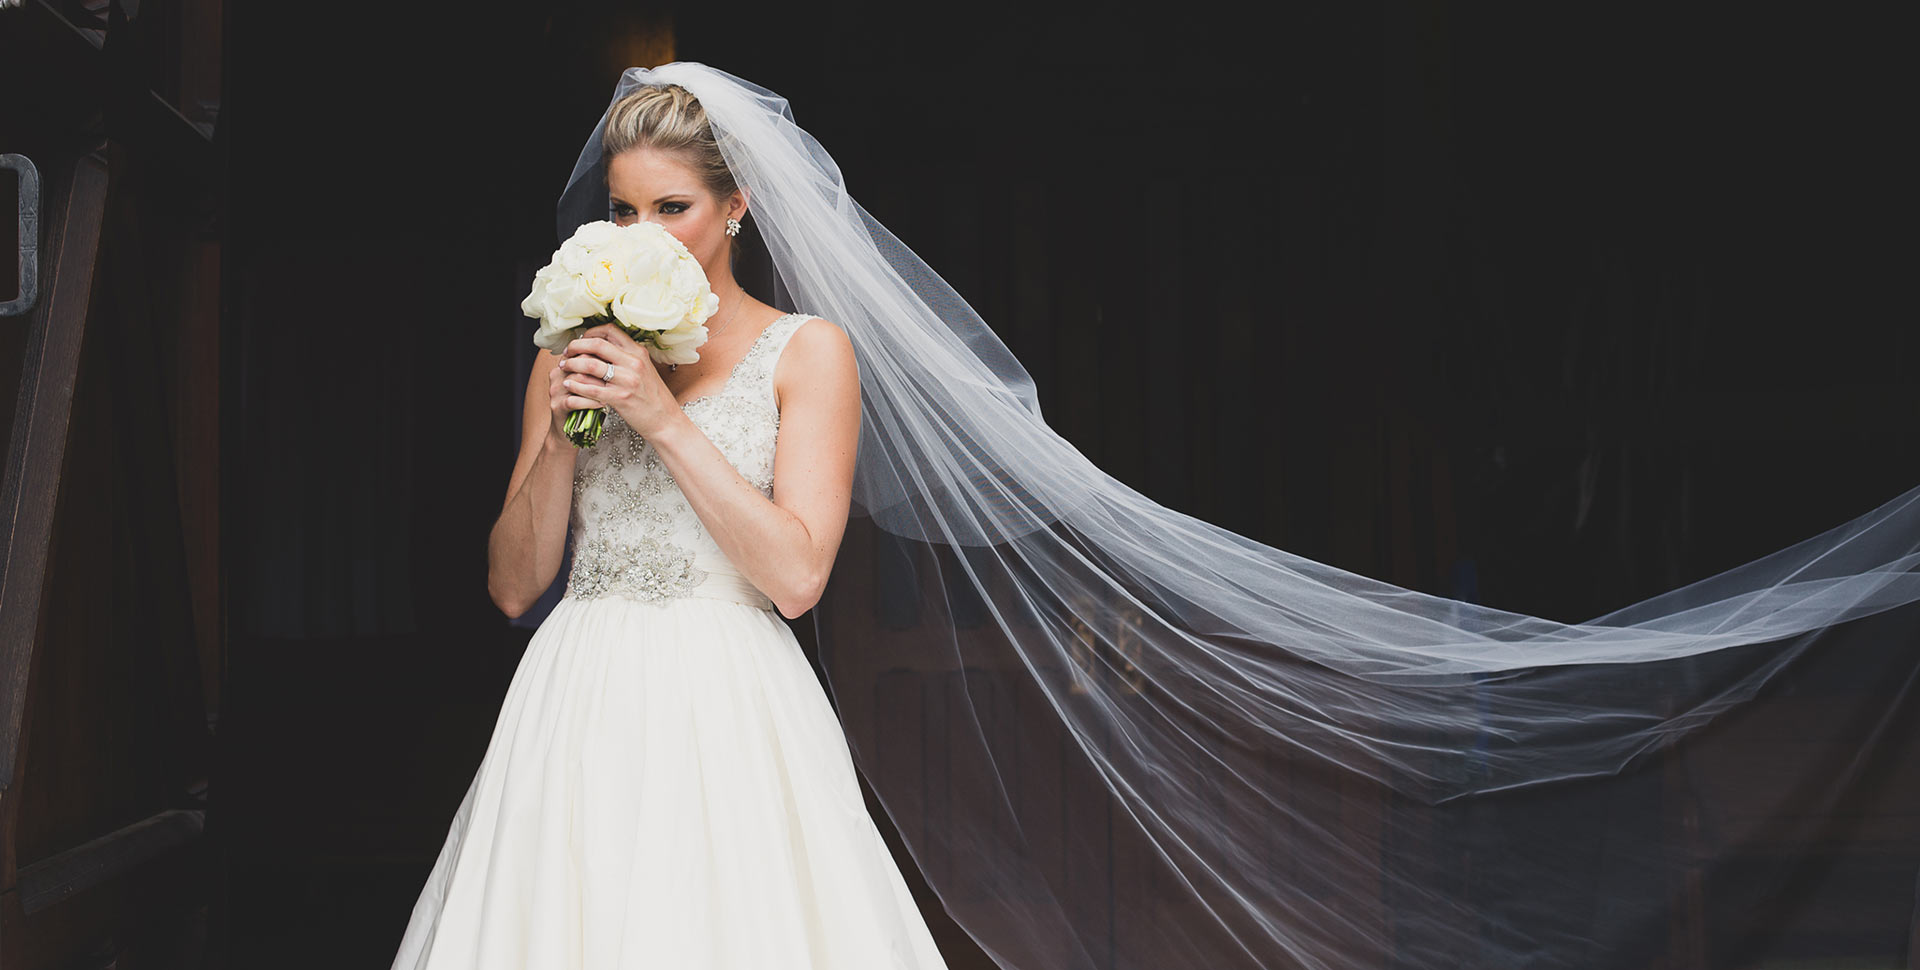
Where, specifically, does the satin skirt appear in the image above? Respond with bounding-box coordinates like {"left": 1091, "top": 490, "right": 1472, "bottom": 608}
{"left": 388, "top": 592, "right": 951, "bottom": 969}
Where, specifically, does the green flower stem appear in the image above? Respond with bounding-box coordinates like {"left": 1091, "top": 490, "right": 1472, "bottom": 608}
{"left": 561, "top": 314, "right": 618, "bottom": 448}
{"left": 564, "top": 406, "right": 606, "bottom": 449}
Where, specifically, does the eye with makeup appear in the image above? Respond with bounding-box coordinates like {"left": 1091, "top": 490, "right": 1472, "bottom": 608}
{"left": 610, "top": 200, "right": 689, "bottom": 219}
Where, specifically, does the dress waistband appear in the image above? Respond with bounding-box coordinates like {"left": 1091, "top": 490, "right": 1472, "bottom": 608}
{"left": 560, "top": 537, "right": 777, "bottom": 612}
{"left": 686, "top": 567, "right": 777, "bottom": 612}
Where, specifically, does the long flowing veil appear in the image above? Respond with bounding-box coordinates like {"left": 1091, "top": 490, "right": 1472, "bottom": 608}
{"left": 556, "top": 63, "right": 1920, "bottom": 969}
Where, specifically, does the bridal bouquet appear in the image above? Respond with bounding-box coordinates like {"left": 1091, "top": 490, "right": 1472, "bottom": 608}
{"left": 521, "top": 220, "right": 721, "bottom": 447}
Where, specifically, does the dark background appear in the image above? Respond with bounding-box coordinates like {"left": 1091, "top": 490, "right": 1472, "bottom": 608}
{"left": 221, "top": 2, "right": 1917, "bottom": 965}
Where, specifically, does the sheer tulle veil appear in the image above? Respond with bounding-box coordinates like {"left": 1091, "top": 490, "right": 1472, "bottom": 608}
{"left": 553, "top": 63, "right": 1920, "bottom": 969}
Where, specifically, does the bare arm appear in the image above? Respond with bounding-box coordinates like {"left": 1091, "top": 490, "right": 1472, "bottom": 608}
{"left": 487, "top": 351, "right": 586, "bottom": 618}
{"left": 644, "top": 318, "right": 861, "bottom": 619}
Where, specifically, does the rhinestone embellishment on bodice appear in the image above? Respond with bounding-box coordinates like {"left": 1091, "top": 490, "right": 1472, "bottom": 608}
{"left": 562, "top": 312, "right": 812, "bottom": 605}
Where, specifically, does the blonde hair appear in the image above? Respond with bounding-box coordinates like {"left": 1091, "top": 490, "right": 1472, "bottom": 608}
{"left": 602, "top": 83, "right": 740, "bottom": 204}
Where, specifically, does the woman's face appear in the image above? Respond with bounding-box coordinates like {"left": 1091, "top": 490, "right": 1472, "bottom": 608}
{"left": 607, "top": 147, "right": 742, "bottom": 280}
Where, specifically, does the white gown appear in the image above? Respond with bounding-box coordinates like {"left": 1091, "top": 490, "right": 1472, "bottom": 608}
{"left": 390, "top": 312, "right": 952, "bottom": 969}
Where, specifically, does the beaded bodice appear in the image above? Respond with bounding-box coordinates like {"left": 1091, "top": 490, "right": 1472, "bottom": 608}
{"left": 563, "top": 312, "right": 816, "bottom": 611}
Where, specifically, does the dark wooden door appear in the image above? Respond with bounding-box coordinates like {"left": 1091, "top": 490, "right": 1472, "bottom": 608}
{"left": 0, "top": 0, "right": 225, "bottom": 966}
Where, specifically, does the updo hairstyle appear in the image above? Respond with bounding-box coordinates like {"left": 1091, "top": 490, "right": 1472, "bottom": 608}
{"left": 602, "top": 84, "right": 745, "bottom": 256}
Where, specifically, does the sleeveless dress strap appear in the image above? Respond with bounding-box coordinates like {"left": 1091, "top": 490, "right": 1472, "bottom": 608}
{"left": 744, "top": 313, "right": 816, "bottom": 408}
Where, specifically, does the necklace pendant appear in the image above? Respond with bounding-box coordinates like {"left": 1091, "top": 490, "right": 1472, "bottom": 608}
{"left": 668, "top": 363, "right": 677, "bottom": 372}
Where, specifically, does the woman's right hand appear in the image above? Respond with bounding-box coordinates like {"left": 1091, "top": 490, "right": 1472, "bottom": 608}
{"left": 546, "top": 349, "right": 606, "bottom": 445}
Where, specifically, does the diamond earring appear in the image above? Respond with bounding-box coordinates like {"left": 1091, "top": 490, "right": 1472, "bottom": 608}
{"left": 725, "top": 217, "right": 742, "bottom": 237}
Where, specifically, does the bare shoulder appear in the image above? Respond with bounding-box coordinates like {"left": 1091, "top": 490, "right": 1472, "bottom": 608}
{"left": 774, "top": 316, "right": 858, "bottom": 405}
{"left": 787, "top": 315, "right": 853, "bottom": 360}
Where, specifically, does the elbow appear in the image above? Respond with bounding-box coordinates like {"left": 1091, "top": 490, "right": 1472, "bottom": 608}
{"left": 773, "top": 569, "right": 828, "bottom": 621}
{"left": 488, "top": 574, "right": 531, "bottom": 621}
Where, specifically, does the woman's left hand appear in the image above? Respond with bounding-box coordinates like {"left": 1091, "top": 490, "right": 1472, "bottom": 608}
{"left": 558, "top": 324, "right": 681, "bottom": 437}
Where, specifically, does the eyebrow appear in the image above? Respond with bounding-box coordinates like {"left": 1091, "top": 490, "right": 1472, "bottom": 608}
{"left": 610, "top": 193, "right": 695, "bottom": 204}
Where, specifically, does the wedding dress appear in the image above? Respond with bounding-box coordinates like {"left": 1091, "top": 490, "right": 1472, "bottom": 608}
{"left": 389, "top": 311, "right": 951, "bottom": 969}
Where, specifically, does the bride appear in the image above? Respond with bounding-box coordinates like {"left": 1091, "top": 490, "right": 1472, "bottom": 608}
{"left": 392, "top": 63, "right": 1920, "bottom": 969}
{"left": 390, "top": 79, "right": 947, "bottom": 969}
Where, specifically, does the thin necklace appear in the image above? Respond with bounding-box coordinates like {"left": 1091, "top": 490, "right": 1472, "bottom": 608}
{"left": 671, "top": 290, "right": 745, "bottom": 372}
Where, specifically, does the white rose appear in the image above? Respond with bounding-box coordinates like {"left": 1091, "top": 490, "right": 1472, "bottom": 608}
{"left": 627, "top": 220, "right": 675, "bottom": 249}
{"left": 540, "top": 272, "right": 605, "bottom": 322}
{"left": 668, "top": 258, "right": 709, "bottom": 312}
{"left": 654, "top": 321, "right": 707, "bottom": 350}
{"left": 519, "top": 262, "right": 560, "bottom": 319}
{"left": 533, "top": 318, "right": 581, "bottom": 354}
{"left": 580, "top": 242, "right": 635, "bottom": 304}
{"left": 555, "top": 235, "right": 597, "bottom": 277}
{"left": 618, "top": 240, "right": 675, "bottom": 288}
{"left": 519, "top": 264, "right": 594, "bottom": 330}
{"left": 610, "top": 279, "right": 689, "bottom": 332}
{"left": 570, "top": 221, "right": 626, "bottom": 255}
{"left": 650, "top": 331, "right": 704, "bottom": 366}
{"left": 691, "top": 294, "right": 718, "bottom": 326}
